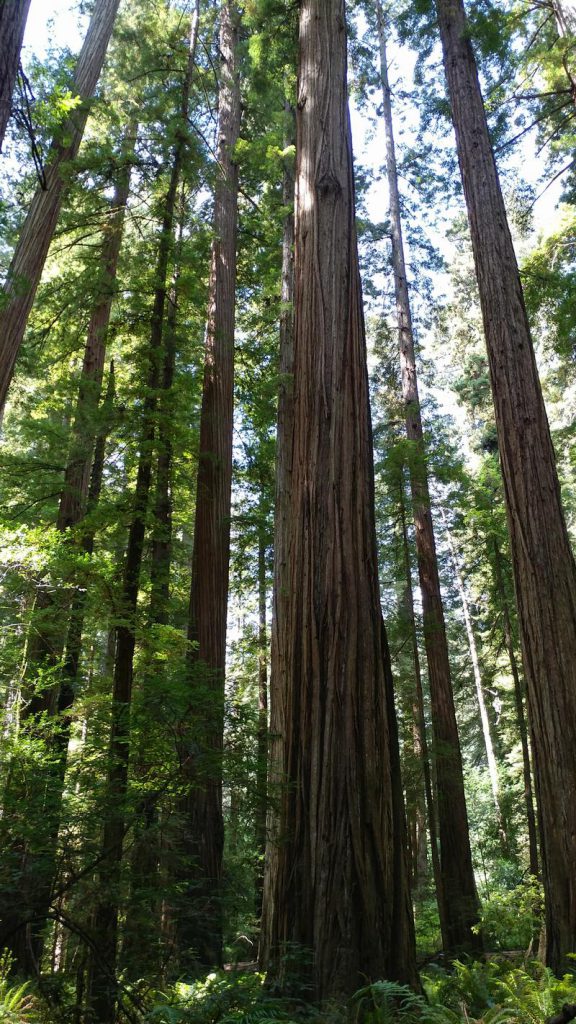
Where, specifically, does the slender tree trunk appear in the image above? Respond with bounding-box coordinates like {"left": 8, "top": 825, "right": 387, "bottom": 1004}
{"left": 376, "top": 2, "right": 480, "bottom": 953}
{"left": 436, "top": 0, "right": 576, "bottom": 972}
{"left": 86, "top": 11, "right": 199, "bottom": 1009}
{"left": 0, "top": 0, "right": 32, "bottom": 152}
{"left": 442, "top": 515, "right": 504, "bottom": 835}
{"left": 261, "top": 0, "right": 416, "bottom": 1000}
{"left": 259, "top": 106, "right": 295, "bottom": 968}
{"left": 121, "top": 192, "right": 187, "bottom": 981}
{"left": 492, "top": 539, "right": 539, "bottom": 878}
{"left": 18, "top": 127, "right": 136, "bottom": 726}
{"left": 58, "top": 129, "right": 136, "bottom": 532}
{"left": 0, "top": 0, "right": 120, "bottom": 411}
{"left": 398, "top": 479, "right": 445, "bottom": 933}
{"left": 255, "top": 509, "right": 268, "bottom": 920}
{"left": 177, "top": 0, "right": 240, "bottom": 970}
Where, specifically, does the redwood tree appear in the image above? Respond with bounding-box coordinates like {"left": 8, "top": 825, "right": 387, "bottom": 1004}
{"left": 437, "top": 0, "right": 576, "bottom": 972}
{"left": 261, "top": 0, "right": 415, "bottom": 999}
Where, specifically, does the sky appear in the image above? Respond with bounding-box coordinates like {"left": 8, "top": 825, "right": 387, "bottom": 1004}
{"left": 24, "top": 0, "right": 84, "bottom": 56}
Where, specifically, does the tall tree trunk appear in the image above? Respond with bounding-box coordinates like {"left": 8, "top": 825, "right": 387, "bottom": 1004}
{"left": 492, "top": 538, "right": 539, "bottom": 879}
{"left": 261, "top": 0, "right": 416, "bottom": 1000}
{"left": 85, "top": 9, "right": 199, "bottom": 1012}
{"left": 255, "top": 507, "right": 268, "bottom": 920}
{"left": 0, "top": 0, "right": 32, "bottom": 152}
{"left": 121, "top": 188, "right": 188, "bottom": 981}
{"left": 436, "top": 0, "right": 576, "bottom": 972}
{"left": 442, "top": 514, "right": 505, "bottom": 840}
{"left": 259, "top": 108, "right": 295, "bottom": 968}
{"left": 177, "top": 0, "right": 240, "bottom": 970}
{"left": 398, "top": 479, "right": 445, "bottom": 932}
{"left": 0, "top": 0, "right": 120, "bottom": 411}
{"left": 58, "top": 128, "right": 136, "bottom": 532}
{"left": 376, "top": 2, "right": 480, "bottom": 953}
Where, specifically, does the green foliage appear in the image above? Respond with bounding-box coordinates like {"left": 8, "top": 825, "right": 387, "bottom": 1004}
{"left": 146, "top": 971, "right": 323, "bottom": 1024}
{"left": 145, "top": 960, "right": 576, "bottom": 1024}
{"left": 475, "top": 878, "right": 543, "bottom": 951}
{"left": 351, "top": 981, "right": 427, "bottom": 1023}
{"left": 0, "top": 953, "right": 36, "bottom": 1023}
{"left": 422, "top": 959, "right": 576, "bottom": 1024}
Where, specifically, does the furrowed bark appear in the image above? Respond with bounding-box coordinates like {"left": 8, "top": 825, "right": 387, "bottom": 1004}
{"left": 261, "top": 0, "right": 416, "bottom": 999}
{"left": 0, "top": 0, "right": 120, "bottom": 411}
{"left": 376, "top": 1, "right": 480, "bottom": 952}
{"left": 436, "top": 0, "right": 576, "bottom": 971}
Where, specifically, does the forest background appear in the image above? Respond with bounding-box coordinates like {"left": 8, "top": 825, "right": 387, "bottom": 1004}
{"left": 1, "top": 0, "right": 576, "bottom": 1021}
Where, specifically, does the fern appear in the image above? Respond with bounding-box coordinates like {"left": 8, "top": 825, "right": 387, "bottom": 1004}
{"left": 351, "top": 979, "right": 428, "bottom": 1023}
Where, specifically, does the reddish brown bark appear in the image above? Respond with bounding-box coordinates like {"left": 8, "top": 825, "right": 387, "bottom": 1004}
{"left": 436, "top": 0, "right": 576, "bottom": 972}
{"left": 261, "top": 0, "right": 415, "bottom": 999}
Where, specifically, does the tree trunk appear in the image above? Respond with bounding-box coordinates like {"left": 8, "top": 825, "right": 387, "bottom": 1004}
{"left": 0, "top": 0, "right": 120, "bottom": 411}
{"left": 17, "top": 125, "right": 135, "bottom": 728}
{"left": 0, "top": 0, "right": 32, "bottom": 152}
{"left": 492, "top": 539, "right": 539, "bottom": 879}
{"left": 442, "top": 514, "right": 506, "bottom": 842}
{"left": 259, "top": 106, "right": 295, "bottom": 968}
{"left": 58, "top": 128, "right": 136, "bottom": 532}
{"left": 177, "top": 0, "right": 240, "bottom": 970}
{"left": 121, "top": 185, "right": 188, "bottom": 981}
{"left": 376, "top": 1, "right": 480, "bottom": 954}
{"left": 255, "top": 510, "right": 268, "bottom": 920}
{"left": 398, "top": 479, "right": 445, "bottom": 931}
{"left": 436, "top": 0, "right": 576, "bottom": 972}
{"left": 85, "top": 8, "right": 199, "bottom": 1008}
{"left": 261, "top": 0, "right": 416, "bottom": 1000}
